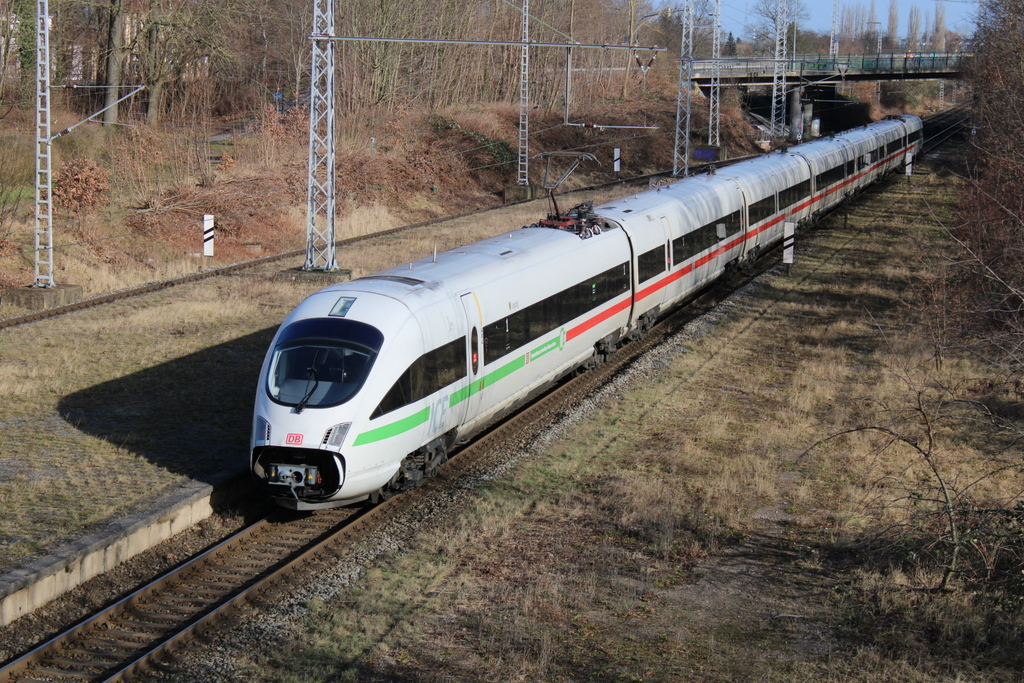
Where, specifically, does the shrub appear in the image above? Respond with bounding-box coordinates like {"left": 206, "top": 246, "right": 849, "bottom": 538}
{"left": 53, "top": 157, "right": 109, "bottom": 219}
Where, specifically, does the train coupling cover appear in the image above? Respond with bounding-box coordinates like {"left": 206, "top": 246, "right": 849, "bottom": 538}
{"left": 266, "top": 463, "right": 322, "bottom": 499}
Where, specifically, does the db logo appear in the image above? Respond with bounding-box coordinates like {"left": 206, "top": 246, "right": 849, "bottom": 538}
{"left": 285, "top": 433, "right": 304, "bottom": 445}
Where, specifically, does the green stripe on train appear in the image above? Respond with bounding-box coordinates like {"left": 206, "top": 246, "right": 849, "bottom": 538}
{"left": 449, "top": 355, "right": 526, "bottom": 407}
{"left": 354, "top": 330, "right": 566, "bottom": 445}
{"left": 353, "top": 406, "right": 431, "bottom": 446}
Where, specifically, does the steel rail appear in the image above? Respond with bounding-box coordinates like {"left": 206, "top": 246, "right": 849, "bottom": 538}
{"left": 920, "top": 106, "right": 969, "bottom": 154}
{"left": 0, "top": 173, "right": 665, "bottom": 332}
{"left": 0, "top": 506, "right": 372, "bottom": 682}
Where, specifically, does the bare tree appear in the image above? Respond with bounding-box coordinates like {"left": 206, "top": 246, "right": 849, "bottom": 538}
{"left": 932, "top": 2, "right": 947, "bottom": 51}
{"left": 887, "top": 0, "right": 899, "bottom": 49}
{"left": 746, "top": 0, "right": 809, "bottom": 53}
{"left": 0, "top": 0, "right": 18, "bottom": 106}
{"left": 138, "top": 0, "right": 222, "bottom": 125}
{"left": 906, "top": 4, "right": 921, "bottom": 51}
{"left": 101, "top": 0, "right": 127, "bottom": 125}
{"left": 807, "top": 365, "right": 1024, "bottom": 592}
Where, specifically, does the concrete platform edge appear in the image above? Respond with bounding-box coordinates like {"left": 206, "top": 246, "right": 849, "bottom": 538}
{"left": 0, "top": 471, "right": 254, "bottom": 628}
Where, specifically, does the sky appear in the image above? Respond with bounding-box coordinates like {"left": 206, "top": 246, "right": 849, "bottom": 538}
{"left": 715, "top": 0, "right": 978, "bottom": 43}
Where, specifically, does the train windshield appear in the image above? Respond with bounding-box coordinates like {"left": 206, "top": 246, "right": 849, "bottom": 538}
{"left": 267, "top": 318, "right": 384, "bottom": 410}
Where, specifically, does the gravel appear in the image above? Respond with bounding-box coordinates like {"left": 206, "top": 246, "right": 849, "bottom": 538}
{"left": 140, "top": 268, "right": 781, "bottom": 682}
{"left": 0, "top": 258, "right": 780, "bottom": 679}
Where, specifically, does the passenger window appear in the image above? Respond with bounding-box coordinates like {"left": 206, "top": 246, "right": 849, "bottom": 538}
{"left": 638, "top": 245, "right": 666, "bottom": 282}
{"left": 672, "top": 235, "right": 688, "bottom": 265}
{"left": 372, "top": 336, "right": 467, "bottom": 418}
{"left": 481, "top": 262, "right": 630, "bottom": 363}
{"left": 749, "top": 194, "right": 777, "bottom": 224}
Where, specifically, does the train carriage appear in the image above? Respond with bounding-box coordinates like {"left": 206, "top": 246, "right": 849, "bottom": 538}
{"left": 251, "top": 114, "right": 924, "bottom": 510}
{"left": 792, "top": 135, "right": 859, "bottom": 215}
{"left": 252, "top": 223, "right": 634, "bottom": 508}
{"left": 713, "top": 150, "right": 813, "bottom": 256}
{"left": 597, "top": 174, "right": 747, "bottom": 323}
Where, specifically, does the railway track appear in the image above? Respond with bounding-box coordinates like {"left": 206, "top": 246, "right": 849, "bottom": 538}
{"left": 0, "top": 106, "right": 960, "bottom": 334}
{"left": 0, "top": 173, "right": 660, "bottom": 332}
{"left": 0, "top": 217, "right": 784, "bottom": 683}
{"left": 0, "top": 113, "right": 965, "bottom": 682}
{"left": 0, "top": 508, "right": 361, "bottom": 682}
{"left": 920, "top": 103, "right": 970, "bottom": 154}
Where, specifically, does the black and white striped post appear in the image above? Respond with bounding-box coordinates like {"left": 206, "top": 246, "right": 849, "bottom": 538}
{"left": 203, "top": 215, "right": 214, "bottom": 258}
{"left": 613, "top": 147, "right": 621, "bottom": 173}
{"left": 783, "top": 221, "right": 795, "bottom": 275}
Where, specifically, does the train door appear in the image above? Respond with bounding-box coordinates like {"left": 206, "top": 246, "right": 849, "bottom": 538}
{"left": 458, "top": 291, "right": 485, "bottom": 424}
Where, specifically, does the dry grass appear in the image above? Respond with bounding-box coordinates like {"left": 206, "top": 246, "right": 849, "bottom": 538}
{"left": 218, "top": 147, "right": 1024, "bottom": 682}
{"left": 0, "top": 181, "right": 634, "bottom": 568}
{"left": 4, "top": 103, "right": 1014, "bottom": 679}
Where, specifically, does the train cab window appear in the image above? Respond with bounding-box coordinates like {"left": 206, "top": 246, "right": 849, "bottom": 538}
{"left": 372, "top": 336, "right": 467, "bottom": 418}
{"left": 267, "top": 318, "right": 383, "bottom": 409}
{"left": 638, "top": 245, "right": 666, "bottom": 283}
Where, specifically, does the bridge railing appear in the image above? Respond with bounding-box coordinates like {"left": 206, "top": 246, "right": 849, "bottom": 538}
{"left": 691, "top": 52, "right": 970, "bottom": 78}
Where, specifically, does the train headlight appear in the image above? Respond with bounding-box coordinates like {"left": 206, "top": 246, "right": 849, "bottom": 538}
{"left": 323, "top": 422, "right": 351, "bottom": 449}
{"left": 255, "top": 416, "right": 271, "bottom": 445}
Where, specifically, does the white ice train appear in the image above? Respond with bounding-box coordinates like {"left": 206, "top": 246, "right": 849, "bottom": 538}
{"left": 250, "top": 114, "right": 923, "bottom": 509}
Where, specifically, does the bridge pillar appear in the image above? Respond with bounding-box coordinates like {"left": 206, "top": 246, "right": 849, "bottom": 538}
{"left": 789, "top": 86, "right": 803, "bottom": 141}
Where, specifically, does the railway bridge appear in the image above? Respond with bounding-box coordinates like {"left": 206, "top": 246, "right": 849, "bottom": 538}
{"left": 687, "top": 52, "right": 968, "bottom": 142}
{"left": 689, "top": 52, "right": 968, "bottom": 87}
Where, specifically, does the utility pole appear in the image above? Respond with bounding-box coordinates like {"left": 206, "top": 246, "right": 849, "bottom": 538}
{"left": 708, "top": 0, "right": 721, "bottom": 148}
{"left": 673, "top": 0, "right": 694, "bottom": 176}
{"left": 770, "top": 0, "right": 789, "bottom": 138}
{"left": 868, "top": 21, "right": 881, "bottom": 104}
{"left": 33, "top": 0, "right": 53, "bottom": 287}
{"left": 304, "top": 0, "right": 337, "bottom": 271}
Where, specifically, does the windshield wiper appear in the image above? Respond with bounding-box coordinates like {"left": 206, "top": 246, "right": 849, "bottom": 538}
{"left": 295, "top": 351, "right": 321, "bottom": 414}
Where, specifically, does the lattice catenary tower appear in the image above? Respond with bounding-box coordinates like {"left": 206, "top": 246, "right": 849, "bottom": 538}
{"left": 304, "top": 0, "right": 337, "bottom": 271}
{"left": 673, "top": 0, "right": 695, "bottom": 175}
{"left": 517, "top": 0, "right": 530, "bottom": 186}
{"left": 708, "top": 0, "right": 721, "bottom": 147}
{"left": 829, "top": 0, "right": 840, "bottom": 56}
{"left": 770, "top": 0, "right": 789, "bottom": 138}
{"left": 33, "top": 0, "right": 53, "bottom": 287}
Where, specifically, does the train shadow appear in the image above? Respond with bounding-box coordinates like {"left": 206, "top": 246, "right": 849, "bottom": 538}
{"left": 57, "top": 327, "right": 277, "bottom": 485}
